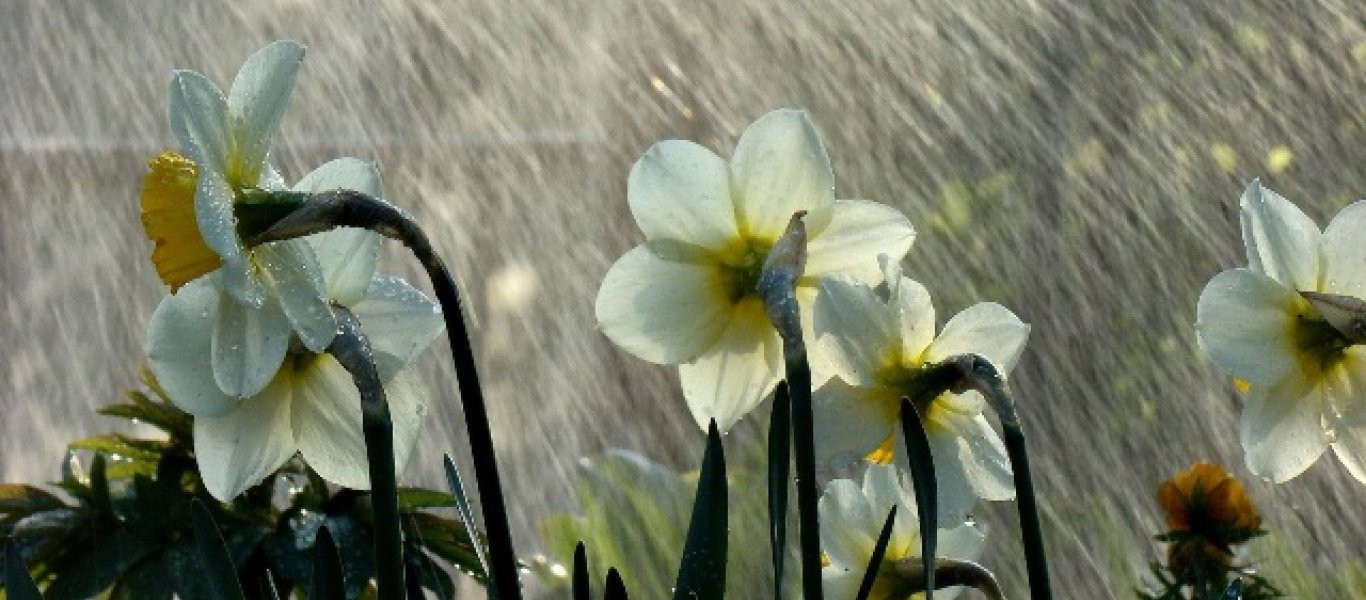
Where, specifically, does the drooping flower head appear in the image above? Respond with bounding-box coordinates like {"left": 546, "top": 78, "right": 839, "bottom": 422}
{"left": 139, "top": 40, "right": 341, "bottom": 403}
{"left": 147, "top": 159, "right": 445, "bottom": 500}
{"left": 1196, "top": 180, "right": 1366, "bottom": 484}
{"left": 820, "top": 464, "right": 986, "bottom": 600}
{"left": 812, "top": 260, "right": 1029, "bottom": 525}
{"left": 595, "top": 109, "right": 916, "bottom": 431}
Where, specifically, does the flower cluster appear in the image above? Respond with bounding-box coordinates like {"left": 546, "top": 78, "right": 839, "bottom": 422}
{"left": 140, "top": 41, "right": 444, "bottom": 501}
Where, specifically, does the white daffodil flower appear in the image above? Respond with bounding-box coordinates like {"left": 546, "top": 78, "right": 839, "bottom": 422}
{"left": 1196, "top": 180, "right": 1366, "bottom": 484}
{"left": 147, "top": 159, "right": 445, "bottom": 501}
{"left": 595, "top": 109, "right": 916, "bottom": 432}
{"left": 820, "top": 464, "right": 986, "bottom": 600}
{"left": 811, "top": 261, "right": 1029, "bottom": 525}
{"left": 158, "top": 40, "right": 340, "bottom": 400}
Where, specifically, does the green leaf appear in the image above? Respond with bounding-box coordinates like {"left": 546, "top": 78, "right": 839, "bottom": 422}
{"left": 854, "top": 508, "right": 896, "bottom": 600}
{"left": 325, "top": 513, "right": 376, "bottom": 600}
{"left": 190, "top": 499, "right": 246, "bottom": 600}
{"left": 5, "top": 538, "right": 42, "bottom": 600}
{"left": 89, "top": 454, "right": 111, "bottom": 516}
{"left": 11, "top": 508, "right": 84, "bottom": 539}
{"left": 98, "top": 391, "right": 192, "bottom": 440}
{"left": 405, "top": 548, "right": 456, "bottom": 600}
{"left": 168, "top": 539, "right": 214, "bottom": 600}
{"left": 604, "top": 567, "right": 629, "bottom": 600}
{"left": 572, "top": 542, "right": 590, "bottom": 600}
{"left": 401, "top": 512, "right": 482, "bottom": 583}
{"left": 768, "top": 382, "right": 791, "bottom": 600}
{"left": 44, "top": 531, "right": 155, "bottom": 600}
{"left": 109, "top": 556, "right": 174, "bottom": 600}
{"left": 899, "top": 399, "right": 937, "bottom": 600}
{"left": 442, "top": 454, "right": 491, "bottom": 589}
{"left": 68, "top": 435, "right": 164, "bottom": 464}
{"left": 396, "top": 488, "right": 455, "bottom": 511}
{"left": 0, "top": 486, "right": 66, "bottom": 515}
{"left": 671, "top": 420, "right": 727, "bottom": 600}
{"left": 309, "top": 526, "right": 345, "bottom": 600}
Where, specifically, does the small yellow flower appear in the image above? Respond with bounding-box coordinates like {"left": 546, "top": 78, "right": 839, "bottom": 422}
{"left": 1156, "top": 462, "right": 1262, "bottom": 546}
{"left": 140, "top": 151, "right": 222, "bottom": 290}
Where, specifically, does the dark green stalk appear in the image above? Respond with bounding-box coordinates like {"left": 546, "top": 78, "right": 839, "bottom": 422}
{"left": 572, "top": 542, "right": 590, "bottom": 600}
{"left": 889, "top": 558, "right": 1004, "bottom": 600}
{"left": 898, "top": 398, "right": 937, "bottom": 600}
{"left": 604, "top": 568, "right": 630, "bottom": 600}
{"left": 672, "top": 421, "right": 728, "bottom": 600}
{"left": 328, "top": 307, "right": 404, "bottom": 599}
{"left": 251, "top": 190, "right": 522, "bottom": 599}
{"left": 768, "top": 382, "right": 792, "bottom": 600}
{"left": 853, "top": 507, "right": 896, "bottom": 600}
{"left": 956, "top": 355, "right": 1051, "bottom": 600}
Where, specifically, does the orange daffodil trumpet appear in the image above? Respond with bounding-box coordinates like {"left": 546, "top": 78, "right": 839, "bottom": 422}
{"left": 147, "top": 159, "right": 445, "bottom": 501}
{"left": 1196, "top": 181, "right": 1366, "bottom": 484}
{"left": 595, "top": 109, "right": 916, "bottom": 432}
{"left": 812, "top": 260, "right": 1029, "bottom": 525}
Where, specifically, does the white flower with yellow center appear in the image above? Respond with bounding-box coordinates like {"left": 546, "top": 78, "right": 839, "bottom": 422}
{"left": 820, "top": 464, "right": 986, "bottom": 600}
{"left": 594, "top": 109, "right": 916, "bottom": 432}
{"left": 147, "top": 159, "right": 445, "bottom": 501}
{"left": 811, "top": 262, "right": 1029, "bottom": 525}
{"left": 1196, "top": 180, "right": 1366, "bottom": 484}
{"left": 143, "top": 40, "right": 338, "bottom": 401}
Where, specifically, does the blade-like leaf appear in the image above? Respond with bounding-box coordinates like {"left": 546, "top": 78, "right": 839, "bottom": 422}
{"left": 190, "top": 499, "right": 246, "bottom": 600}
{"left": 89, "top": 454, "right": 111, "bottom": 516}
{"left": 573, "top": 542, "right": 590, "bottom": 600}
{"left": 671, "top": 420, "right": 728, "bottom": 600}
{"left": 854, "top": 507, "right": 897, "bottom": 600}
{"left": 310, "top": 526, "right": 345, "bottom": 600}
{"left": 899, "top": 399, "right": 937, "bottom": 600}
{"left": 1221, "top": 578, "right": 1243, "bottom": 600}
{"left": 0, "top": 485, "right": 66, "bottom": 514}
{"left": 605, "top": 567, "right": 630, "bottom": 600}
{"left": 397, "top": 488, "right": 455, "bottom": 510}
{"left": 768, "top": 382, "right": 792, "bottom": 600}
{"left": 443, "top": 453, "right": 492, "bottom": 591}
{"left": 5, "top": 538, "right": 42, "bottom": 600}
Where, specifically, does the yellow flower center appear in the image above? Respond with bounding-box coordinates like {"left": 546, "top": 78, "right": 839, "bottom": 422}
{"left": 1292, "top": 310, "right": 1353, "bottom": 376}
{"left": 140, "top": 151, "right": 222, "bottom": 290}
{"left": 715, "top": 237, "right": 774, "bottom": 304}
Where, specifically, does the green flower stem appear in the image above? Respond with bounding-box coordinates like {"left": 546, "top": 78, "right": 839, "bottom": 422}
{"left": 953, "top": 355, "right": 1051, "bottom": 600}
{"left": 888, "top": 558, "right": 1005, "bottom": 600}
{"left": 768, "top": 381, "right": 792, "bottom": 599}
{"left": 328, "top": 307, "right": 405, "bottom": 600}
{"left": 898, "top": 399, "right": 937, "bottom": 600}
{"left": 757, "top": 212, "right": 823, "bottom": 600}
{"left": 250, "top": 189, "right": 523, "bottom": 599}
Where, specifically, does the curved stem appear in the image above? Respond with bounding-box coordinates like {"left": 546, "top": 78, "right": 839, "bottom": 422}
{"left": 255, "top": 191, "right": 523, "bottom": 599}
{"left": 328, "top": 307, "right": 404, "bottom": 599}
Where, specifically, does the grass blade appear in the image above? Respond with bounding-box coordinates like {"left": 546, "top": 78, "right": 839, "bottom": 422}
{"left": 672, "top": 420, "right": 728, "bottom": 600}
{"left": 854, "top": 507, "right": 897, "bottom": 600}
{"left": 4, "top": 538, "right": 42, "bottom": 600}
{"left": 444, "top": 453, "right": 493, "bottom": 593}
{"left": 899, "top": 399, "right": 937, "bottom": 600}
{"left": 189, "top": 499, "right": 245, "bottom": 600}
{"left": 310, "top": 526, "right": 345, "bottom": 600}
{"left": 768, "top": 381, "right": 792, "bottom": 600}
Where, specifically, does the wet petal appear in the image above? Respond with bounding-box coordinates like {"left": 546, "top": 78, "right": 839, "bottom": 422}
{"left": 146, "top": 277, "right": 238, "bottom": 417}
{"left": 167, "top": 70, "right": 230, "bottom": 175}
{"left": 212, "top": 287, "right": 290, "bottom": 398}
{"left": 821, "top": 569, "right": 863, "bottom": 600}
{"left": 730, "top": 109, "right": 835, "bottom": 240}
{"left": 257, "top": 240, "right": 336, "bottom": 352}
{"left": 678, "top": 298, "right": 782, "bottom": 432}
{"left": 1196, "top": 268, "right": 1302, "bottom": 387}
{"left": 595, "top": 244, "right": 731, "bottom": 365}
{"left": 296, "top": 158, "right": 385, "bottom": 305}
{"left": 1239, "top": 180, "right": 1321, "bottom": 291}
{"left": 812, "top": 379, "right": 899, "bottom": 470}
{"left": 1321, "top": 199, "right": 1366, "bottom": 299}
{"left": 1326, "top": 349, "right": 1366, "bottom": 484}
{"left": 350, "top": 275, "right": 444, "bottom": 371}
{"left": 938, "top": 411, "right": 1015, "bottom": 502}
{"left": 628, "top": 139, "right": 738, "bottom": 252}
{"left": 813, "top": 276, "right": 898, "bottom": 387}
{"left": 803, "top": 199, "right": 915, "bottom": 283}
{"left": 819, "top": 478, "right": 876, "bottom": 568}
{"left": 194, "top": 374, "right": 294, "bottom": 501}
{"left": 195, "top": 169, "right": 264, "bottom": 307}
{"left": 1240, "top": 374, "right": 1330, "bottom": 483}
{"left": 895, "top": 277, "right": 936, "bottom": 364}
{"left": 925, "top": 302, "right": 1030, "bottom": 375}
{"left": 227, "top": 40, "right": 304, "bottom": 183}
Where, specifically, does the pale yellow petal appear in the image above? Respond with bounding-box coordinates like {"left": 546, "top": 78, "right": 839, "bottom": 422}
{"left": 730, "top": 109, "right": 835, "bottom": 240}
{"left": 596, "top": 245, "right": 732, "bottom": 365}
{"left": 678, "top": 298, "right": 781, "bottom": 432}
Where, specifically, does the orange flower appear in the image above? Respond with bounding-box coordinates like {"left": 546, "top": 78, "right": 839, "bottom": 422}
{"left": 1157, "top": 462, "right": 1262, "bottom": 549}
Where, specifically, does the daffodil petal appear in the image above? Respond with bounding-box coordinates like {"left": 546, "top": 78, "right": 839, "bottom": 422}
{"left": 1239, "top": 180, "right": 1321, "bottom": 290}
{"left": 939, "top": 411, "right": 1015, "bottom": 501}
{"left": 167, "top": 69, "right": 230, "bottom": 175}
{"left": 1240, "top": 374, "right": 1329, "bottom": 483}
{"left": 596, "top": 245, "right": 731, "bottom": 365}
{"left": 812, "top": 379, "right": 898, "bottom": 470}
{"left": 227, "top": 40, "right": 304, "bottom": 183}
{"left": 818, "top": 478, "right": 876, "bottom": 569}
{"left": 194, "top": 374, "right": 295, "bottom": 501}
{"left": 350, "top": 275, "right": 444, "bottom": 370}
{"left": 146, "top": 277, "right": 238, "bottom": 417}
{"left": 1196, "top": 268, "right": 1302, "bottom": 386}
{"left": 730, "top": 109, "right": 835, "bottom": 240}
{"left": 195, "top": 168, "right": 264, "bottom": 307}
{"left": 906, "top": 415, "right": 987, "bottom": 527}
{"left": 212, "top": 287, "right": 290, "bottom": 398}
{"left": 820, "top": 569, "right": 863, "bottom": 600}
{"left": 803, "top": 199, "right": 915, "bottom": 283}
{"left": 678, "top": 298, "right": 781, "bottom": 432}
{"left": 291, "top": 356, "right": 429, "bottom": 490}
{"left": 814, "top": 276, "right": 899, "bottom": 387}
{"left": 1326, "top": 348, "right": 1366, "bottom": 484}
{"left": 257, "top": 240, "right": 336, "bottom": 352}
{"left": 296, "top": 158, "right": 385, "bottom": 305}
{"left": 1321, "top": 199, "right": 1366, "bottom": 298}
{"left": 862, "top": 464, "right": 921, "bottom": 552}
{"left": 896, "top": 277, "right": 936, "bottom": 364}
{"left": 925, "top": 302, "right": 1030, "bottom": 374}
{"left": 628, "top": 140, "right": 738, "bottom": 252}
